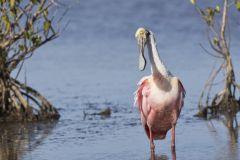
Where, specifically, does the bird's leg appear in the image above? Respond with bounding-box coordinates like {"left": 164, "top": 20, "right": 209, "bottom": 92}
{"left": 149, "top": 126, "right": 155, "bottom": 153}
{"left": 171, "top": 124, "right": 176, "bottom": 151}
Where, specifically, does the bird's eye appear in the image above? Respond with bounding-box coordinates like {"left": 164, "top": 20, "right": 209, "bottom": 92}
{"left": 145, "top": 30, "right": 150, "bottom": 37}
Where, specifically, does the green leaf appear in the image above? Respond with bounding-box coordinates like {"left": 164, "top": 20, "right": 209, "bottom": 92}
{"left": 2, "top": 15, "right": 9, "bottom": 23}
{"left": 31, "top": 0, "right": 38, "bottom": 4}
{"left": 44, "top": 20, "right": 51, "bottom": 33}
{"left": 43, "top": 10, "right": 48, "bottom": 17}
{"left": 18, "top": 45, "right": 25, "bottom": 51}
{"left": 24, "top": 31, "right": 30, "bottom": 39}
{"left": 31, "top": 35, "right": 42, "bottom": 45}
{"left": 206, "top": 7, "right": 215, "bottom": 16}
{"left": 10, "top": 0, "right": 15, "bottom": 8}
{"left": 190, "top": 0, "right": 196, "bottom": 5}
{"left": 215, "top": 5, "right": 220, "bottom": 13}
{"left": 29, "top": 25, "right": 34, "bottom": 34}
{"left": 236, "top": 1, "right": 240, "bottom": 11}
{"left": 2, "top": 15, "right": 11, "bottom": 32}
{"left": 213, "top": 37, "right": 219, "bottom": 45}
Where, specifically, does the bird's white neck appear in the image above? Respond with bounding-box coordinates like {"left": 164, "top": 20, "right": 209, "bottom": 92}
{"left": 147, "top": 33, "right": 169, "bottom": 78}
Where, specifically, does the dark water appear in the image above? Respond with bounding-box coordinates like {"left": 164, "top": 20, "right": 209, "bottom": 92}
{"left": 3, "top": 0, "right": 240, "bottom": 159}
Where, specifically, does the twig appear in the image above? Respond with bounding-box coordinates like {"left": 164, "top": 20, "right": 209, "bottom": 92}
{"left": 233, "top": 81, "right": 240, "bottom": 90}
{"left": 220, "top": 0, "right": 228, "bottom": 45}
{"left": 199, "top": 62, "right": 225, "bottom": 107}
{"left": 199, "top": 43, "right": 223, "bottom": 58}
{"left": 15, "top": 58, "right": 25, "bottom": 79}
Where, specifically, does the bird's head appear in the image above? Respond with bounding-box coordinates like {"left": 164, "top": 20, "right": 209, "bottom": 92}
{"left": 135, "top": 27, "right": 150, "bottom": 71}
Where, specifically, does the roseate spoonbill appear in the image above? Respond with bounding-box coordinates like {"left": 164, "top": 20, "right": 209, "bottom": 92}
{"left": 134, "top": 28, "right": 185, "bottom": 153}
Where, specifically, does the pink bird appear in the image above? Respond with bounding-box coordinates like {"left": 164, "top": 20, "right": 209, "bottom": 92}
{"left": 134, "top": 28, "right": 185, "bottom": 153}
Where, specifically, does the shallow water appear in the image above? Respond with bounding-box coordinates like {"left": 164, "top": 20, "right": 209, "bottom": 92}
{"left": 3, "top": 0, "right": 240, "bottom": 160}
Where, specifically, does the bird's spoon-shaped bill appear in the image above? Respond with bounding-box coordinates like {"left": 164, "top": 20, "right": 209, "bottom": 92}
{"left": 137, "top": 36, "right": 146, "bottom": 71}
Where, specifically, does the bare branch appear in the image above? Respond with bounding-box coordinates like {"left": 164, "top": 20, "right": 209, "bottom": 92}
{"left": 199, "top": 43, "right": 223, "bottom": 58}
{"left": 207, "top": 33, "right": 223, "bottom": 55}
{"left": 205, "top": 63, "right": 225, "bottom": 105}
{"left": 233, "top": 81, "right": 240, "bottom": 90}
{"left": 199, "top": 62, "right": 225, "bottom": 107}
{"left": 220, "top": 0, "right": 228, "bottom": 44}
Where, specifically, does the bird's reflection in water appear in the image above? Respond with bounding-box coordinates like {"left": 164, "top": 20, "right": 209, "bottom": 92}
{"left": 150, "top": 150, "right": 176, "bottom": 160}
{"left": 0, "top": 121, "right": 58, "bottom": 160}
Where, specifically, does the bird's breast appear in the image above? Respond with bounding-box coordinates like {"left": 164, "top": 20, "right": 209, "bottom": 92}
{"left": 148, "top": 82, "right": 179, "bottom": 109}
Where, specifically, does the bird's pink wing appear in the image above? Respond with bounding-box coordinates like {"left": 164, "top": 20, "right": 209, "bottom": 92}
{"left": 134, "top": 76, "right": 150, "bottom": 112}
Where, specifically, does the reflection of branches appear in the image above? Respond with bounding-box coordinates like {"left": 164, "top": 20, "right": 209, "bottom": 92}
{"left": 221, "top": 112, "right": 238, "bottom": 142}
{"left": 204, "top": 112, "right": 239, "bottom": 160}
{"left": 0, "top": 122, "right": 57, "bottom": 160}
